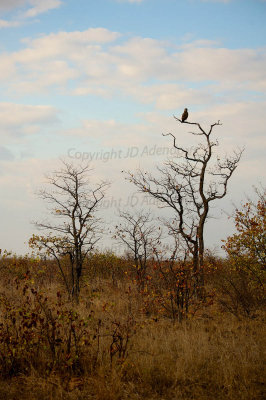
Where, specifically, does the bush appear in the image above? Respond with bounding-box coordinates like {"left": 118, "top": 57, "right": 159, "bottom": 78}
{"left": 220, "top": 189, "right": 265, "bottom": 316}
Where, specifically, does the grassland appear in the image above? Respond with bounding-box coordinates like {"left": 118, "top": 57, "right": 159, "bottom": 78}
{"left": 0, "top": 253, "right": 264, "bottom": 400}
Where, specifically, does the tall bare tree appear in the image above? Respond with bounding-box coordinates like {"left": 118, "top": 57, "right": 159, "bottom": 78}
{"left": 125, "top": 115, "right": 243, "bottom": 288}
{"left": 29, "top": 160, "right": 109, "bottom": 301}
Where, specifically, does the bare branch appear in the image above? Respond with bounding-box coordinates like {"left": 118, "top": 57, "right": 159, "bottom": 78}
{"left": 126, "top": 113, "right": 243, "bottom": 285}
{"left": 31, "top": 160, "right": 110, "bottom": 301}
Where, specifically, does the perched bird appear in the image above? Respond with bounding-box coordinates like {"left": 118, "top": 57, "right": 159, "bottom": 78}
{"left": 181, "top": 108, "right": 188, "bottom": 122}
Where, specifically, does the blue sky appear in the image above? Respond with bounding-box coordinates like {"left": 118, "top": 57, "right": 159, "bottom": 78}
{"left": 0, "top": 0, "right": 266, "bottom": 254}
{"left": 2, "top": 0, "right": 266, "bottom": 50}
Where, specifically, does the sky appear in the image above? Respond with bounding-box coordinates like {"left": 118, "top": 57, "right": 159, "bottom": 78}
{"left": 0, "top": 0, "right": 265, "bottom": 255}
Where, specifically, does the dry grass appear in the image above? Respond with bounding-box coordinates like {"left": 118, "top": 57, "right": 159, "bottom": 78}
{"left": 0, "top": 257, "right": 265, "bottom": 400}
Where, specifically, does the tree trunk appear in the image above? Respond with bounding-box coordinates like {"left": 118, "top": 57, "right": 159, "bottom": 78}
{"left": 73, "top": 246, "right": 82, "bottom": 303}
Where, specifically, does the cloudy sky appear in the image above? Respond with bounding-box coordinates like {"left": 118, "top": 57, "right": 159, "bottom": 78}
{"left": 0, "top": 0, "right": 265, "bottom": 254}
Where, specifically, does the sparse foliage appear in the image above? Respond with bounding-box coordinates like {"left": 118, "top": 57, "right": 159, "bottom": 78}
{"left": 30, "top": 160, "right": 109, "bottom": 301}
{"left": 114, "top": 211, "right": 161, "bottom": 289}
{"left": 151, "top": 242, "right": 198, "bottom": 321}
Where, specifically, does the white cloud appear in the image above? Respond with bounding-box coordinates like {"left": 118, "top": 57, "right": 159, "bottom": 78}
{"left": 127, "top": 84, "right": 214, "bottom": 109}
{"left": 64, "top": 118, "right": 153, "bottom": 148}
{"left": 0, "top": 157, "right": 55, "bottom": 253}
{"left": 0, "top": 146, "right": 14, "bottom": 161}
{"left": 1, "top": 31, "right": 265, "bottom": 111}
{"left": 1, "top": 27, "right": 121, "bottom": 92}
{"left": 0, "top": 102, "right": 59, "bottom": 139}
{"left": 22, "top": 0, "right": 62, "bottom": 18}
{"left": 0, "top": 0, "right": 62, "bottom": 15}
{"left": 0, "top": 18, "right": 21, "bottom": 27}
{"left": 0, "top": 0, "right": 63, "bottom": 28}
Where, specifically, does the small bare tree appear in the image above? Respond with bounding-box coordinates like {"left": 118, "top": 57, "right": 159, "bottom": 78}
{"left": 125, "top": 114, "right": 243, "bottom": 289}
{"left": 114, "top": 210, "right": 161, "bottom": 289}
{"left": 29, "top": 160, "right": 109, "bottom": 301}
{"left": 152, "top": 237, "right": 198, "bottom": 321}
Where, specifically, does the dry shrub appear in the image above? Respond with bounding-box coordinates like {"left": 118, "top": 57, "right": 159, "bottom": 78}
{"left": 0, "top": 278, "right": 95, "bottom": 377}
{"left": 218, "top": 191, "right": 265, "bottom": 317}
{"left": 212, "top": 260, "right": 265, "bottom": 317}
{"left": 83, "top": 252, "right": 130, "bottom": 283}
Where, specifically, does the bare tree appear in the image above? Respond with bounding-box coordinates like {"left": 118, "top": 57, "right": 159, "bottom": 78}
{"left": 114, "top": 210, "right": 161, "bottom": 290}
{"left": 29, "top": 160, "right": 109, "bottom": 301}
{"left": 125, "top": 115, "right": 243, "bottom": 289}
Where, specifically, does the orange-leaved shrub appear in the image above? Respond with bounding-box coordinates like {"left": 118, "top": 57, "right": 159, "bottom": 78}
{"left": 220, "top": 189, "right": 265, "bottom": 316}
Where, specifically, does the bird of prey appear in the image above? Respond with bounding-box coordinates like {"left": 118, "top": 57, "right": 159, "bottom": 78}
{"left": 181, "top": 108, "right": 188, "bottom": 122}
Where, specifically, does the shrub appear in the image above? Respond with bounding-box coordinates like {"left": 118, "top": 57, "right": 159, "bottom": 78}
{"left": 220, "top": 189, "right": 265, "bottom": 316}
